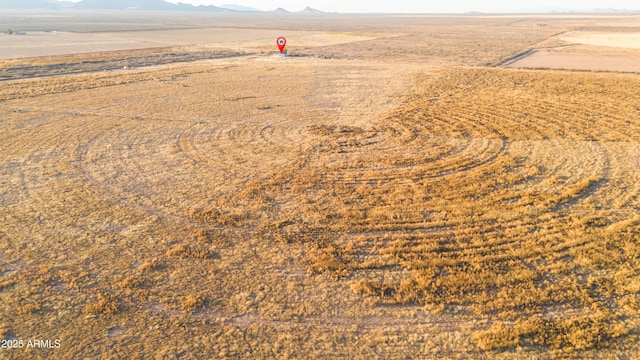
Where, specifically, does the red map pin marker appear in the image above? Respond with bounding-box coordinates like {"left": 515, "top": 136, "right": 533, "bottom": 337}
{"left": 277, "top": 37, "right": 287, "bottom": 53}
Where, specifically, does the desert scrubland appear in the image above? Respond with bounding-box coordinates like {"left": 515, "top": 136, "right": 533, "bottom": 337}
{"left": 1, "top": 11, "right": 640, "bottom": 359}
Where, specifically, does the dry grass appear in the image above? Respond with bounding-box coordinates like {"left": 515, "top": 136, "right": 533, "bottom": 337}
{"left": 83, "top": 292, "right": 120, "bottom": 315}
{"left": 241, "top": 66, "right": 640, "bottom": 353}
{"left": 1, "top": 12, "right": 640, "bottom": 359}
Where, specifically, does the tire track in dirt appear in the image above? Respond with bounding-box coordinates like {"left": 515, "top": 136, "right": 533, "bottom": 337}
{"left": 593, "top": 142, "right": 640, "bottom": 212}
{"left": 551, "top": 141, "right": 611, "bottom": 213}
{"left": 176, "top": 121, "right": 292, "bottom": 181}
{"left": 228, "top": 312, "right": 467, "bottom": 330}
{"left": 0, "top": 160, "right": 30, "bottom": 207}
{"left": 77, "top": 132, "right": 201, "bottom": 225}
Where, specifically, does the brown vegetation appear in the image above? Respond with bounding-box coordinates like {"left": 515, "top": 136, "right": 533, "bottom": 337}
{"left": 241, "top": 66, "right": 640, "bottom": 352}
{"left": 1, "top": 12, "right": 640, "bottom": 359}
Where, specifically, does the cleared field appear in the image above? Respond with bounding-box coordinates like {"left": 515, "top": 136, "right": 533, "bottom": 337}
{"left": 506, "top": 28, "right": 640, "bottom": 72}
{"left": 559, "top": 32, "right": 640, "bottom": 49}
{"left": 507, "top": 49, "right": 640, "bottom": 72}
{"left": 1, "top": 12, "right": 640, "bottom": 359}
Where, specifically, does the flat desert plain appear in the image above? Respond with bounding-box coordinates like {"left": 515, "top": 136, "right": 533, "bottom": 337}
{"left": 1, "top": 11, "right": 640, "bottom": 359}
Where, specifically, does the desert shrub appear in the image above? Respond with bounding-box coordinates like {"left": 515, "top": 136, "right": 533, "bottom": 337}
{"left": 180, "top": 294, "right": 204, "bottom": 311}
{"left": 473, "top": 322, "right": 520, "bottom": 351}
{"left": 83, "top": 293, "right": 120, "bottom": 315}
{"left": 166, "top": 244, "right": 215, "bottom": 259}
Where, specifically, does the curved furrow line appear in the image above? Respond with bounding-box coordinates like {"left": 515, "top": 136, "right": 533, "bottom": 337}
{"left": 78, "top": 133, "right": 181, "bottom": 221}
{"left": 529, "top": 101, "right": 638, "bottom": 142}
{"left": 0, "top": 160, "right": 30, "bottom": 207}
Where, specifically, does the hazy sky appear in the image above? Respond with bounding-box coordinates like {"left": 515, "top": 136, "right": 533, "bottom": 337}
{"left": 162, "top": 0, "right": 640, "bottom": 13}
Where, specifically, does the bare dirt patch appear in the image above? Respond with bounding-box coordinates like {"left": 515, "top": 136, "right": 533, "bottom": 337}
{"left": 559, "top": 32, "right": 640, "bottom": 49}
{"left": 0, "top": 47, "right": 247, "bottom": 81}
{"left": 506, "top": 48, "right": 640, "bottom": 72}
{"left": 506, "top": 29, "right": 640, "bottom": 72}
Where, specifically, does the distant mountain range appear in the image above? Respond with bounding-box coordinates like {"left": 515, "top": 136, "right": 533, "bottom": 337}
{"left": 589, "top": 8, "right": 639, "bottom": 13}
{"left": 0, "top": 0, "right": 68, "bottom": 9}
{"left": 510, "top": 6, "right": 639, "bottom": 13}
{"left": 0, "top": 0, "right": 325, "bottom": 12}
{"left": 219, "top": 3, "right": 260, "bottom": 12}
{"left": 0, "top": 1, "right": 636, "bottom": 13}
{"left": 72, "top": 0, "right": 225, "bottom": 11}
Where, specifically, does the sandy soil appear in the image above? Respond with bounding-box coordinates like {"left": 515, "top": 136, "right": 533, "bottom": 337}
{"left": 507, "top": 28, "right": 640, "bottom": 72}
{"left": 507, "top": 48, "right": 640, "bottom": 72}
{"left": 559, "top": 32, "right": 640, "bottom": 49}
